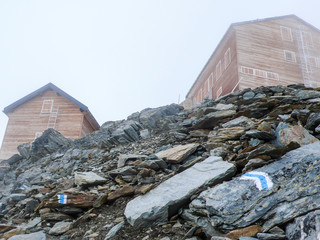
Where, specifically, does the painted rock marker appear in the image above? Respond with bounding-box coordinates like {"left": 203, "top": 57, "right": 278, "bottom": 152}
{"left": 240, "top": 171, "right": 273, "bottom": 190}
{"left": 58, "top": 194, "right": 67, "bottom": 204}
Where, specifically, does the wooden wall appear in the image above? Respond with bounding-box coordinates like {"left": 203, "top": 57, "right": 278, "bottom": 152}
{"left": 187, "top": 28, "right": 239, "bottom": 103}
{"left": 81, "top": 114, "right": 96, "bottom": 138}
{"left": 186, "top": 16, "right": 320, "bottom": 106}
{"left": 0, "top": 90, "right": 97, "bottom": 160}
{"left": 236, "top": 17, "right": 320, "bottom": 90}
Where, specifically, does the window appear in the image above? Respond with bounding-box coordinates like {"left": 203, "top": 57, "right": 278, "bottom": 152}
{"left": 241, "top": 65, "right": 279, "bottom": 81}
{"left": 284, "top": 50, "right": 296, "bottom": 63}
{"left": 216, "top": 87, "right": 222, "bottom": 98}
{"left": 302, "top": 31, "right": 313, "bottom": 46}
{"left": 207, "top": 73, "right": 213, "bottom": 89}
{"left": 216, "top": 61, "right": 222, "bottom": 79}
{"left": 204, "top": 79, "right": 209, "bottom": 96}
{"left": 224, "top": 48, "right": 231, "bottom": 69}
{"left": 280, "top": 26, "right": 293, "bottom": 42}
{"left": 308, "top": 57, "right": 317, "bottom": 67}
{"left": 254, "top": 69, "right": 266, "bottom": 78}
{"left": 241, "top": 66, "right": 254, "bottom": 75}
{"left": 267, "top": 72, "right": 279, "bottom": 80}
{"left": 197, "top": 89, "right": 203, "bottom": 102}
{"left": 41, "top": 100, "right": 53, "bottom": 113}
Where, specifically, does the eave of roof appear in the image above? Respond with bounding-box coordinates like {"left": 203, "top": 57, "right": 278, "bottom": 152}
{"left": 3, "top": 82, "right": 100, "bottom": 128}
{"left": 185, "top": 14, "right": 320, "bottom": 98}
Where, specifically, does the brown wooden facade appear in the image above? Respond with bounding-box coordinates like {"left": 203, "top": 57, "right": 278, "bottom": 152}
{"left": 0, "top": 83, "right": 100, "bottom": 160}
{"left": 186, "top": 15, "right": 320, "bottom": 105}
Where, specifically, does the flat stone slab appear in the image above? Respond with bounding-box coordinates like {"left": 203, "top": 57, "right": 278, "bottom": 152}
{"left": 193, "top": 110, "right": 236, "bottom": 129}
{"left": 155, "top": 143, "right": 199, "bottom": 163}
{"left": 286, "top": 210, "right": 320, "bottom": 240}
{"left": 49, "top": 221, "right": 72, "bottom": 235}
{"left": 8, "top": 231, "right": 46, "bottom": 240}
{"left": 187, "top": 142, "right": 320, "bottom": 232}
{"left": 74, "top": 172, "right": 107, "bottom": 187}
{"left": 124, "top": 156, "right": 236, "bottom": 227}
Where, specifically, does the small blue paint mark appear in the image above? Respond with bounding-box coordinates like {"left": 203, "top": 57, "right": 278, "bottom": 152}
{"left": 243, "top": 173, "right": 268, "bottom": 190}
{"left": 58, "top": 194, "right": 67, "bottom": 204}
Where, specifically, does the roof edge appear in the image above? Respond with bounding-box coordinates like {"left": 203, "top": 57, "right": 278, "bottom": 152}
{"left": 3, "top": 82, "right": 100, "bottom": 128}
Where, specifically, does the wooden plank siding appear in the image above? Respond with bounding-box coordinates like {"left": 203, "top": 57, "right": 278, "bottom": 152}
{"left": 236, "top": 17, "right": 320, "bottom": 90}
{"left": 187, "top": 29, "right": 239, "bottom": 103}
{"left": 0, "top": 90, "right": 95, "bottom": 160}
{"left": 186, "top": 15, "right": 320, "bottom": 107}
{"left": 81, "top": 114, "right": 96, "bottom": 138}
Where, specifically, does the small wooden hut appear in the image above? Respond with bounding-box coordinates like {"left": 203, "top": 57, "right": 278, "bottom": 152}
{"left": 0, "top": 83, "right": 100, "bottom": 160}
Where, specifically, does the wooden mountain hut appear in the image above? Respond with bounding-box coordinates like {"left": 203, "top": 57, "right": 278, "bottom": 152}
{"left": 186, "top": 15, "right": 320, "bottom": 106}
{"left": 0, "top": 83, "right": 100, "bottom": 160}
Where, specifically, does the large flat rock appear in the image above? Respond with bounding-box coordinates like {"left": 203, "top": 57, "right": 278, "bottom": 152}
{"left": 8, "top": 231, "right": 46, "bottom": 240}
{"left": 124, "top": 156, "right": 236, "bottom": 228}
{"left": 74, "top": 172, "right": 107, "bottom": 187}
{"left": 155, "top": 143, "right": 199, "bottom": 163}
{"left": 192, "top": 110, "right": 236, "bottom": 129}
{"left": 187, "top": 142, "right": 320, "bottom": 232}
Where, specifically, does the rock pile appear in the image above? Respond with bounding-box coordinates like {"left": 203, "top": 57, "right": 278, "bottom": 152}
{"left": 1, "top": 84, "right": 320, "bottom": 239}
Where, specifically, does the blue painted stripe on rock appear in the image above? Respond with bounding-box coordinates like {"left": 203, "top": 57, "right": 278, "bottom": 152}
{"left": 242, "top": 173, "right": 268, "bottom": 190}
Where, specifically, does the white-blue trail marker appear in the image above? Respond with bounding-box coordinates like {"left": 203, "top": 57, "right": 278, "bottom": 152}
{"left": 58, "top": 194, "right": 67, "bottom": 204}
{"left": 240, "top": 171, "right": 273, "bottom": 191}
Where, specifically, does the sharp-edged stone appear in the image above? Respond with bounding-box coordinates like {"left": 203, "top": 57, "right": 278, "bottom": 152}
{"left": 124, "top": 156, "right": 236, "bottom": 228}
{"left": 155, "top": 143, "right": 199, "bottom": 163}
{"left": 187, "top": 142, "right": 320, "bottom": 232}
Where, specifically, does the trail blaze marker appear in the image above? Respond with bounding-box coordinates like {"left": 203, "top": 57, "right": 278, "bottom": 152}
{"left": 240, "top": 171, "right": 273, "bottom": 190}
{"left": 58, "top": 194, "right": 67, "bottom": 204}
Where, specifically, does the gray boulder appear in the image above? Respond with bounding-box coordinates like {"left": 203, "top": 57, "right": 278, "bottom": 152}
{"left": 9, "top": 194, "right": 26, "bottom": 202}
{"left": 187, "top": 142, "right": 320, "bottom": 232}
{"left": 286, "top": 210, "right": 320, "bottom": 240}
{"left": 305, "top": 112, "right": 320, "bottom": 131}
{"left": 192, "top": 110, "right": 236, "bottom": 129}
{"left": 104, "top": 221, "right": 125, "bottom": 240}
{"left": 8, "top": 231, "right": 46, "bottom": 240}
{"left": 256, "top": 233, "right": 286, "bottom": 240}
{"left": 7, "top": 154, "right": 23, "bottom": 165}
{"left": 74, "top": 172, "right": 107, "bottom": 187}
{"left": 118, "top": 154, "right": 148, "bottom": 168}
{"left": 295, "top": 89, "right": 320, "bottom": 100}
{"left": 222, "top": 116, "right": 254, "bottom": 128}
{"left": 138, "top": 104, "right": 183, "bottom": 129}
{"left": 48, "top": 221, "right": 72, "bottom": 235}
{"left": 111, "top": 120, "right": 143, "bottom": 143}
{"left": 244, "top": 130, "right": 276, "bottom": 140}
{"left": 17, "top": 128, "right": 72, "bottom": 161}
{"left": 124, "top": 156, "right": 236, "bottom": 228}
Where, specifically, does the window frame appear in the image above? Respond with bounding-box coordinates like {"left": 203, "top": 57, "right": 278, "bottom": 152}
{"left": 41, "top": 100, "right": 54, "bottom": 113}
{"left": 267, "top": 72, "right": 279, "bottom": 81}
{"left": 280, "top": 26, "right": 293, "bottom": 42}
{"left": 224, "top": 48, "right": 231, "bottom": 69}
{"left": 301, "top": 31, "right": 313, "bottom": 47}
{"left": 284, "top": 50, "right": 296, "bottom": 63}
{"left": 216, "top": 87, "right": 222, "bottom": 98}
{"left": 216, "top": 60, "right": 222, "bottom": 80}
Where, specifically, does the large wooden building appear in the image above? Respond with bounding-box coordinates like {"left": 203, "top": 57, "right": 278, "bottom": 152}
{"left": 186, "top": 15, "right": 320, "bottom": 104}
{"left": 0, "top": 83, "right": 100, "bottom": 160}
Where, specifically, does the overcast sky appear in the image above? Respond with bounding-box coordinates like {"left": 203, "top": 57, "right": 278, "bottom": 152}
{"left": 0, "top": 0, "right": 319, "bottom": 149}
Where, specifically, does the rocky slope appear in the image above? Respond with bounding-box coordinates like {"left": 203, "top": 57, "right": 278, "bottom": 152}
{"left": 1, "top": 84, "right": 320, "bottom": 240}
